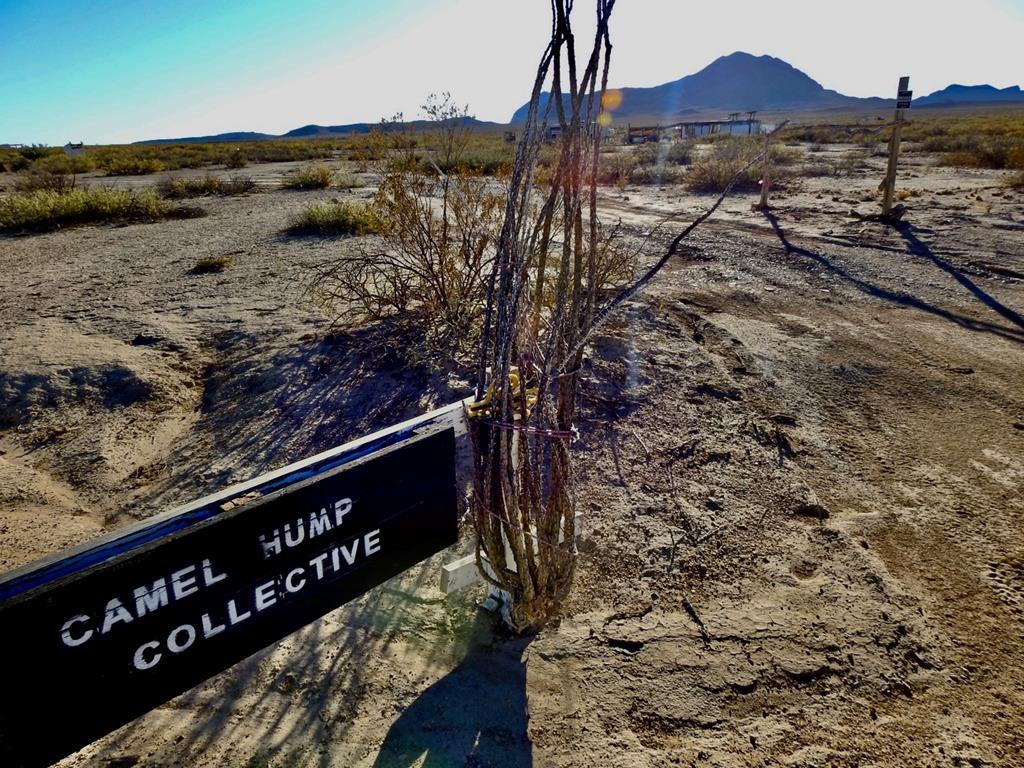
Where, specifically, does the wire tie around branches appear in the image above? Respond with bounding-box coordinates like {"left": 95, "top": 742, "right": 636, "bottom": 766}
{"left": 480, "top": 419, "right": 578, "bottom": 442}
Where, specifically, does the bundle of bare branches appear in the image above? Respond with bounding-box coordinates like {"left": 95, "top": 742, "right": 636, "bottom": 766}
{"left": 470, "top": 0, "right": 772, "bottom": 632}
{"left": 469, "top": 0, "right": 616, "bottom": 632}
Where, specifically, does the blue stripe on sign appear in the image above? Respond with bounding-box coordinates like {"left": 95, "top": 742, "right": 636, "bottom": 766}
{"left": 0, "top": 427, "right": 417, "bottom": 603}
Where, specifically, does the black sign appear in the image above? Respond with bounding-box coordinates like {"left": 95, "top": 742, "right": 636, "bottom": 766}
{"left": 897, "top": 89, "right": 913, "bottom": 109}
{"left": 0, "top": 426, "right": 457, "bottom": 768}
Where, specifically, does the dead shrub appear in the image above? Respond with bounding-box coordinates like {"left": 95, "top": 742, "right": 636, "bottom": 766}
{"left": 311, "top": 95, "right": 504, "bottom": 350}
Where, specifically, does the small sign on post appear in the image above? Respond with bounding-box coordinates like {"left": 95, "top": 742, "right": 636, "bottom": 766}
{"left": 0, "top": 417, "right": 461, "bottom": 768}
{"left": 881, "top": 76, "right": 911, "bottom": 218}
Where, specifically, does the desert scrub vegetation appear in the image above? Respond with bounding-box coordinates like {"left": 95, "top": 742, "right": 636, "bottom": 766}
{"left": 635, "top": 141, "right": 695, "bottom": 166}
{"left": 224, "top": 150, "right": 248, "bottom": 169}
{"left": 939, "top": 141, "right": 1024, "bottom": 170}
{"left": 14, "top": 169, "right": 80, "bottom": 193}
{"left": 0, "top": 188, "right": 202, "bottom": 233}
{"left": 311, "top": 94, "right": 505, "bottom": 348}
{"left": 191, "top": 255, "right": 234, "bottom": 274}
{"left": 1007, "top": 171, "right": 1024, "bottom": 189}
{"left": 335, "top": 173, "right": 365, "bottom": 189}
{"left": 311, "top": 94, "right": 638, "bottom": 353}
{"left": 281, "top": 164, "right": 336, "bottom": 189}
{"left": 289, "top": 200, "right": 382, "bottom": 235}
{"left": 781, "top": 113, "right": 1024, "bottom": 168}
{"left": 421, "top": 142, "right": 515, "bottom": 176}
{"left": 685, "top": 138, "right": 772, "bottom": 193}
{"left": 88, "top": 140, "right": 340, "bottom": 172}
{"left": 2, "top": 138, "right": 346, "bottom": 179}
{"left": 104, "top": 156, "right": 167, "bottom": 176}
{"left": 798, "top": 148, "right": 868, "bottom": 178}
{"left": 159, "top": 174, "right": 257, "bottom": 199}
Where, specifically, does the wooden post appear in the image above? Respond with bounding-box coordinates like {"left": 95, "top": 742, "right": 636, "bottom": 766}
{"left": 756, "top": 128, "right": 773, "bottom": 210}
{"left": 753, "top": 120, "right": 788, "bottom": 211}
{"left": 881, "top": 76, "right": 911, "bottom": 218}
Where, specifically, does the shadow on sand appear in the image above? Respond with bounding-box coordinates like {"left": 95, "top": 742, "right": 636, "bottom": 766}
{"left": 762, "top": 211, "right": 1024, "bottom": 345}
{"left": 371, "top": 611, "right": 533, "bottom": 768}
{"left": 82, "top": 320, "right": 530, "bottom": 768}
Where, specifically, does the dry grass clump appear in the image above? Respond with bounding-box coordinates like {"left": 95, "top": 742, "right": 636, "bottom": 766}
{"left": 224, "top": 151, "right": 248, "bottom": 169}
{"left": 594, "top": 143, "right": 692, "bottom": 187}
{"left": 289, "top": 200, "right": 382, "bottom": 235}
{"left": 633, "top": 141, "right": 694, "bottom": 166}
{"left": 191, "top": 255, "right": 234, "bottom": 274}
{"left": 14, "top": 170, "right": 79, "bottom": 193}
{"left": 105, "top": 157, "right": 166, "bottom": 176}
{"left": 1006, "top": 171, "right": 1024, "bottom": 190}
{"left": 88, "top": 140, "right": 339, "bottom": 173}
{"left": 595, "top": 152, "right": 637, "bottom": 186}
{"left": 34, "top": 154, "right": 96, "bottom": 175}
{"left": 769, "top": 144, "right": 803, "bottom": 165}
{"left": 799, "top": 148, "right": 868, "bottom": 178}
{"left": 684, "top": 139, "right": 765, "bottom": 192}
{"left": 0, "top": 188, "right": 200, "bottom": 232}
{"left": 423, "top": 143, "right": 515, "bottom": 176}
{"left": 282, "top": 164, "right": 336, "bottom": 189}
{"left": 940, "top": 143, "right": 1024, "bottom": 170}
{"left": 160, "top": 174, "right": 257, "bottom": 199}
{"left": 335, "top": 173, "right": 365, "bottom": 189}
{"left": 798, "top": 163, "right": 833, "bottom": 178}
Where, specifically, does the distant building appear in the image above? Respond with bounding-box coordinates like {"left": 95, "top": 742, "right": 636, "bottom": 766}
{"left": 627, "top": 111, "right": 762, "bottom": 143}
{"left": 680, "top": 118, "right": 761, "bottom": 138}
{"left": 64, "top": 142, "right": 85, "bottom": 156}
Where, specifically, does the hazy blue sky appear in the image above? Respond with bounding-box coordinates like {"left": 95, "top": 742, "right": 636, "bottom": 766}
{"left": 2, "top": 0, "right": 1023, "bottom": 145}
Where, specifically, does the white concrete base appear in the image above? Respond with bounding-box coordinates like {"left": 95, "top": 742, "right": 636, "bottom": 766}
{"left": 440, "top": 511, "right": 585, "bottom": 596}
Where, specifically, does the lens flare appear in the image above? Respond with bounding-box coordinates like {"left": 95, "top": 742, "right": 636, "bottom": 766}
{"left": 601, "top": 89, "right": 623, "bottom": 111}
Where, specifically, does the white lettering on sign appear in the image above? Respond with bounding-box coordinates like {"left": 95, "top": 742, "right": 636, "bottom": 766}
{"left": 123, "top": 528, "right": 383, "bottom": 671}
{"left": 201, "top": 612, "right": 226, "bottom": 639}
{"left": 171, "top": 565, "right": 199, "bottom": 600}
{"left": 60, "top": 615, "right": 93, "bottom": 647}
{"left": 58, "top": 558, "right": 230, "bottom": 648}
{"left": 133, "top": 641, "right": 161, "bottom": 671}
{"left": 133, "top": 578, "right": 169, "bottom": 617}
{"left": 258, "top": 498, "right": 353, "bottom": 560}
{"left": 254, "top": 580, "right": 277, "bottom": 611}
{"left": 227, "top": 599, "right": 251, "bottom": 626}
{"left": 167, "top": 624, "right": 197, "bottom": 653}
{"left": 100, "top": 598, "right": 134, "bottom": 634}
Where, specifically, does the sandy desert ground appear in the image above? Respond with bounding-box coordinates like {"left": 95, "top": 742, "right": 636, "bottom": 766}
{"left": 1, "top": 144, "right": 1023, "bottom": 767}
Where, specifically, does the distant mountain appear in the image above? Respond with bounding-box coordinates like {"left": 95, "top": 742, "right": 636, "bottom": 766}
{"left": 138, "top": 131, "right": 274, "bottom": 145}
{"left": 136, "top": 117, "right": 502, "bottom": 145}
{"left": 510, "top": 52, "right": 892, "bottom": 122}
{"left": 916, "top": 84, "right": 1024, "bottom": 106}
{"left": 130, "top": 55, "right": 1024, "bottom": 145}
